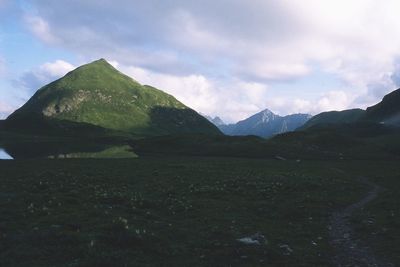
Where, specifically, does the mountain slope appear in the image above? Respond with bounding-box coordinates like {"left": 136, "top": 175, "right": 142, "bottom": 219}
{"left": 6, "top": 59, "right": 220, "bottom": 136}
{"left": 364, "top": 88, "right": 400, "bottom": 125}
{"left": 300, "top": 109, "right": 366, "bottom": 130}
{"left": 218, "top": 109, "right": 311, "bottom": 138}
{"left": 300, "top": 88, "right": 400, "bottom": 130}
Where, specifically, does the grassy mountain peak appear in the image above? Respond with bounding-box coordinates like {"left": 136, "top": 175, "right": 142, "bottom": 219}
{"left": 7, "top": 59, "right": 220, "bottom": 136}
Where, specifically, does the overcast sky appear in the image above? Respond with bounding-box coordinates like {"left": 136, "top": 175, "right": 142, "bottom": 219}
{"left": 1, "top": 0, "right": 400, "bottom": 122}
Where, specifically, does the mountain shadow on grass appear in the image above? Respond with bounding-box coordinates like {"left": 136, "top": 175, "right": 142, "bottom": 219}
{"left": 149, "top": 106, "right": 222, "bottom": 135}
{"left": 300, "top": 122, "right": 398, "bottom": 138}
{"left": 2, "top": 106, "right": 221, "bottom": 138}
{"left": 2, "top": 113, "right": 134, "bottom": 141}
{"left": 130, "top": 134, "right": 273, "bottom": 158}
{"left": 4, "top": 113, "right": 108, "bottom": 135}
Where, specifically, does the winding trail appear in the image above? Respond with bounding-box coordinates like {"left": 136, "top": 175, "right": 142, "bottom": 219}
{"left": 329, "top": 177, "right": 393, "bottom": 267}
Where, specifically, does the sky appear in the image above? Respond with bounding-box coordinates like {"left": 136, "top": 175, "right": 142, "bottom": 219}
{"left": 1, "top": 0, "right": 400, "bottom": 123}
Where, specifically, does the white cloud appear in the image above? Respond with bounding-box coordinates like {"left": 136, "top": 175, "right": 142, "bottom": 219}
{"left": 14, "top": 60, "right": 75, "bottom": 95}
{"left": 316, "top": 91, "right": 352, "bottom": 112}
{"left": 254, "top": 91, "right": 355, "bottom": 117}
{"left": 40, "top": 60, "right": 75, "bottom": 77}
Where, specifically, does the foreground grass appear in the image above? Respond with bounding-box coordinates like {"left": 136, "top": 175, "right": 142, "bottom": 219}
{"left": 0, "top": 157, "right": 394, "bottom": 266}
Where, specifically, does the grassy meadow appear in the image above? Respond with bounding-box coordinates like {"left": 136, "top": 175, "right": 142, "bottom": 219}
{"left": 1, "top": 156, "right": 398, "bottom": 266}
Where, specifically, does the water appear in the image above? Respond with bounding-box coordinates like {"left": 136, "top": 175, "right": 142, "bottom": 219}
{"left": 0, "top": 148, "right": 13, "bottom": 160}
{"left": 0, "top": 143, "right": 137, "bottom": 160}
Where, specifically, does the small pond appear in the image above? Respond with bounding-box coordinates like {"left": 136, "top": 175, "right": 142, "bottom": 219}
{"left": 0, "top": 148, "right": 13, "bottom": 160}
{"left": 0, "top": 143, "right": 137, "bottom": 160}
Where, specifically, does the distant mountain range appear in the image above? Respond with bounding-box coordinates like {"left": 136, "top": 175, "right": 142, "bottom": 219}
{"left": 4, "top": 59, "right": 220, "bottom": 136}
{"left": 207, "top": 109, "right": 312, "bottom": 138}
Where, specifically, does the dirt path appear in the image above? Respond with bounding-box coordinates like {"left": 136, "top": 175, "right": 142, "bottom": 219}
{"left": 329, "top": 177, "right": 393, "bottom": 267}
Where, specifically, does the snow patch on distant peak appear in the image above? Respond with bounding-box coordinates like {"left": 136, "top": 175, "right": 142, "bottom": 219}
{"left": 259, "top": 109, "right": 277, "bottom": 123}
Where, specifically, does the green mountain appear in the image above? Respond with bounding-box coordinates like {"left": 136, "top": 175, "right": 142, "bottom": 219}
{"left": 6, "top": 59, "right": 220, "bottom": 136}
{"left": 300, "top": 109, "right": 366, "bottom": 130}
{"left": 364, "top": 88, "right": 400, "bottom": 125}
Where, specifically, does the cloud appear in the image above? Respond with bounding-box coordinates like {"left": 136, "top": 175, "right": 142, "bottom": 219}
{"left": 40, "top": 60, "right": 75, "bottom": 77}
{"left": 390, "top": 59, "right": 400, "bottom": 87}
{"left": 352, "top": 67, "right": 398, "bottom": 108}
{"left": 0, "top": 101, "right": 11, "bottom": 112}
{"left": 0, "top": 60, "right": 75, "bottom": 118}
{"left": 14, "top": 60, "right": 75, "bottom": 94}
{"left": 0, "top": 0, "right": 9, "bottom": 9}
{"left": 316, "top": 91, "right": 352, "bottom": 112}
{"left": 237, "top": 62, "right": 310, "bottom": 82}
{"left": 0, "top": 100, "right": 13, "bottom": 119}
{"left": 24, "top": 15, "right": 58, "bottom": 44}
{"left": 255, "top": 90, "right": 354, "bottom": 116}
{"left": 118, "top": 62, "right": 269, "bottom": 122}
{"left": 19, "top": 1, "right": 400, "bottom": 119}
{"left": 0, "top": 56, "right": 5, "bottom": 76}
{"left": 24, "top": 1, "right": 317, "bottom": 80}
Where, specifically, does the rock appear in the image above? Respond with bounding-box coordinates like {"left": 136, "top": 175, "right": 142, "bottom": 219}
{"left": 279, "top": 244, "right": 293, "bottom": 255}
{"left": 237, "top": 237, "right": 260, "bottom": 245}
{"left": 237, "top": 232, "right": 266, "bottom": 245}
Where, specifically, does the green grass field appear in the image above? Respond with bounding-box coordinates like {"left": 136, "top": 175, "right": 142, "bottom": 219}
{"left": 1, "top": 157, "right": 398, "bottom": 266}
